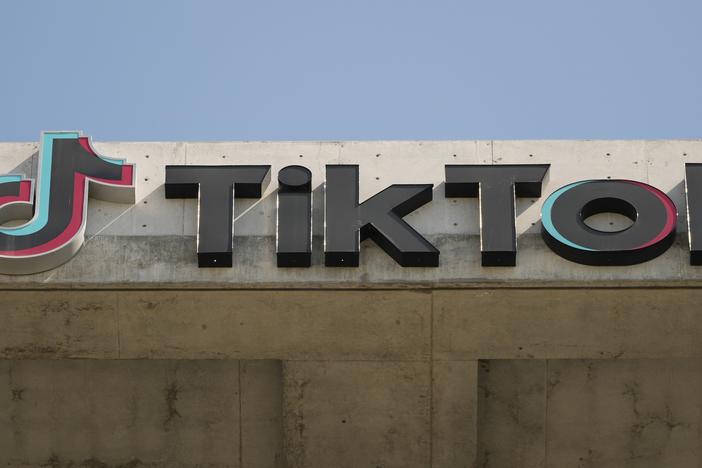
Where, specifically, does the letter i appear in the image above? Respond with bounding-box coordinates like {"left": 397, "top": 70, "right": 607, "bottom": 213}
{"left": 277, "top": 165, "right": 312, "bottom": 267}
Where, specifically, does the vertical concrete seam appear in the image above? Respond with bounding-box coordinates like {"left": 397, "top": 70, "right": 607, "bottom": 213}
{"left": 281, "top": 361, "right": 290, "bottom": 468}
{"left": 239, "top": 360, "right": 243, "bottom": 468}
{"left": 280, "top": 360, "right": 286, "bottom": 468}
{"left": 275, "top": 360, "right": 284, "bottom": 468}
{"left": 471, "top": 360, "right": 479, "bottom": 468}
{"left": 429, "top": 289, "right": 434, "bottom": 467}
{"left": 544, "top": 359, "right": 549, "bottom": 468}
{"left": 643, "top": 140, "right": 649, "bottom": 184}
{"left": 490, "top": 140, "right": 495, "bottom": 164}
{"left": 115, "top": 291, "right": 121, "bottom": 359}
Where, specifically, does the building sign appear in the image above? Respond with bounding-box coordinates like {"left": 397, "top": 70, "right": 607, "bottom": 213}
{"left": 1, "top": 132, "right": 701, "bottom": 274}
{"left": 0, "top": 132, "right": 135, "bottom": 274}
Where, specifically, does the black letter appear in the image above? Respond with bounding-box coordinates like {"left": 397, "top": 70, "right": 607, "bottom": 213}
{"left": 165, "top": 165, "right": 271, "bottom": 267}
{"left": 685, "top": 164, "right": 702, "bottom": 264}
{"left": 277, "top": 165, "right": 312, "bottom": 267}
{"left": 445, "top": 164, "right": 550, "bottom": 266}
{"left": 541, "top": 179, "right": 677, "bottom": 266}
{"left": 324, "top": 165, "right": 438, "bottom": 267}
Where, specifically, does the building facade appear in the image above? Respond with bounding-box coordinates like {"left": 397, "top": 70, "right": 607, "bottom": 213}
{"left": 1, "top": 138, "right": 701, "bottom": 467}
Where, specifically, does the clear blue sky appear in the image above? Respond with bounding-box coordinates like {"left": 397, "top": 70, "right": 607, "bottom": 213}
{"left": 1, "top": 1, "right": 700, "bottom": 141}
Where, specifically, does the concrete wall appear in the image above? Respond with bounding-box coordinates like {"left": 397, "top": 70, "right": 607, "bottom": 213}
{"left": 477, "top": 359, "right": 702, "bottom": 468}
{"left": 1, "top": 289, "right": 701, "bottom": 467}
{"left": 0, "top": 140, "right": 701, "bottom": 467}
{"left": 1, "top": 359, "right": 283, "bottom": 467}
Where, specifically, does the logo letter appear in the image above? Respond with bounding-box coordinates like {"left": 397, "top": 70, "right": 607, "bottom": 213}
{"left": 165, "top": 165, "right": 271, "bottom": 267}
{"left": 277, "top": 165, "right": 313, "bottom": 267}
{"left": 541, "top": 179, "right": 677, "bottom": 265}
{"left": 445, "top": 164, "right": 549, "bottom": 266}
{"left": 0, "top": 131, "right": 135, "bottom": 274}
{"left": 685, "top": 163, "right": 702, "bottom": 264}
{"left": 324, "top": 165, "right": 438, "bottom": 267}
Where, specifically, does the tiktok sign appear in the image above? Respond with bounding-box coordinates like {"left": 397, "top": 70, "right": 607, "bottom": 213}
{"left": 165, "top": 163, "right": 686, "bottom": 269}
{"left": 4, "top": 132, "right": 702, "bottom": 274}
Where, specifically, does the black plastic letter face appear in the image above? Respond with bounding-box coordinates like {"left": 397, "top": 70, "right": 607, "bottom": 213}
{"left": 445, "top": 164, "right": 550, "bottom": 266}
{"left": 324, "top": 165, "right": 438, "bottom": 267}
{"left": 685, "top": 164, "right": 702, "bottom": 264}
{"left": 277, "top": 165, "right": 312, "bottom": 267}
{"left": 541, "top": 179, "right": 677, "bottom": 266}
{"left": 165, "top": 165, "right": 271, "bottom": 267}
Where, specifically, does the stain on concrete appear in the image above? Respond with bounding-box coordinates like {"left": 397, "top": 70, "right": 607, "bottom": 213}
{"left": 10, "top": 386, "right": 25, "bottom": 401}
{"left": 39, "top": 456, "right": 146, "bottom": 468}
{"left": 480, "top": 449, "right": 491, "bottom": 468}
{"left": 622, "top": 381, "right": 642, "bottom": 417}
{"left": 163, "top": 381, "right": 182, "bottom": 428}
{"left": 547, "top": 368, "right": 561, "bottom": 394}
{"left": 585, "top": 362, "right": 596, "bottom": 383}
{"left": 626, "top": 386, "right": 686, "bottom": 439}
{"left": 116, "top": 460, "right": 144, "bottom": 468}
{"left": 115, "top": 460, "right": 144, "bottom": 468}
{"left": 577, "top": 448, "right": 597, "bottom": 468}
{"left": 2, "top": 344, "right": 61, "bottom": 358}
{"left": 43, "top": 454, "right": 61, "bottom": 468}
{"left": 75, "top": 302, "right": 107, "bottom": 312}
{"left": 39, "top": 301, "right": 69, "bottom": 316}
{"left": 80, "top": 458, "right": 109, "bottom": 468}
{"left": 295, "top": 379, "right": 310, "bottom": 440}
{"left": 598, "top": 350, "right": 625, "bottom": 359}
{"left": 138, "top": 299, "right": 159, "bottom": 310}
{"left": 285, "top": 376, "right": 311, "bottom": 468}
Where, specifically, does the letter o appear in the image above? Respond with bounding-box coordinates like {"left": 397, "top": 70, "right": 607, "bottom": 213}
{"left": 541, "top": 179, "right": 677, "bottom": 265}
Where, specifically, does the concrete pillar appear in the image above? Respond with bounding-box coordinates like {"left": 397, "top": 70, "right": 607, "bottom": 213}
{"left": 431, "top": 360, "right": 479, "bottom": 468}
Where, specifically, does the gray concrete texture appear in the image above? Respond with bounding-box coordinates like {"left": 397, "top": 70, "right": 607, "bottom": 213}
{"left": 0, "top": 289, "right": 701, "bottom": 466}
{"left": 477, "top": 358, "right": 702, "bottom": 468}
{"left": 0, "top": 140, "right": 701, "bottom": 287}
{"left": 2, "top": 356, "right": 701, "bottom": 467}
{"left": 1, "top": 141, "right": 702, "bottom": 466}
{"left": 0, "top": 359, "right": 283, "bottom": 467}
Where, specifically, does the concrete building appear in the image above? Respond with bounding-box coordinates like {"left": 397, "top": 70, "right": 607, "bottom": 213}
{"left": 0, "top": 139, "right": 701, "bottom": 467}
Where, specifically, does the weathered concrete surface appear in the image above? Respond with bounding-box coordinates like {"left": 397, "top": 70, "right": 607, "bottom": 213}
{"left": 477, "top": 360, "right": 547, "bottom": 468}
{"left": 432, "top": 360, "right": 479, "bottom": 468}
{"left": 433, "top": 289, "right": 702, "bottom": 360}
{"left": 241, "top": 360, "right": 284, "bottom": 468}
{"left": 477, "top": 358, "right": 702, "bottom": 468}
{"left": 0, "top": 289, "right": 701, "bottom": 466}
{"left": 0, "top": 291, "right": 120, "bottom": 359}
{"left": 0, "top": 360, "right": 241, "bottom": 466}
{"left": 4, "top": 289, "right": 702, "bottom": 361}
{"left": 116, "top": 290, "right": 431, "bottom": 361}
{"left": 0, "top": 234, "right": 699, "bottom": 289}
{"left": 0, "top": 140, "right": 702, "bottom": 287}
{"left": 282, "top": 360, "right": 431, "bottom": 468}
{"left": 0, "top": 287, "right": 699, "bottom": 466}
{"left": 4, "top": 356, "right": 699, "bottom": 467}
{"left": 0, "top": 359, "right": 284, "bottom": 468}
